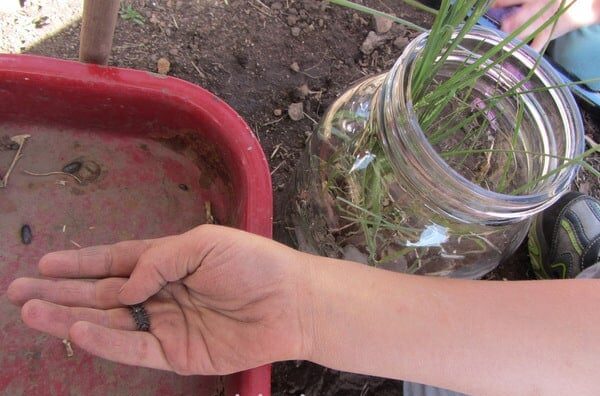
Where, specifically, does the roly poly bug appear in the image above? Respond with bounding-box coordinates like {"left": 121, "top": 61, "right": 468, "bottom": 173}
{"left": 62, "top": 161, "right": 82, "bottom": 174}
{"left": 129, "top": 304, "right": 150, "bottom": 331}
{"left": 21, "top": 224, "right": 32, "bottom": 245}
{"left": 178, "top": 183, "right": 189, "bottom": 191}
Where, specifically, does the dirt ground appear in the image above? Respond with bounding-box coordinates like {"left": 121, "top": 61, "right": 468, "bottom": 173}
{"left": 1, "top": 0, "right": 599, "bottom": 394}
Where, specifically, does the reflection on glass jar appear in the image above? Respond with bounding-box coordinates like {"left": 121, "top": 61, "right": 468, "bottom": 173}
{"left": 291, "top": 26, "right": 584, "bottom": 279}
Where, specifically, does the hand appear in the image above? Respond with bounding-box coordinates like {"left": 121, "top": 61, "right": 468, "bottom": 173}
{"left": 493, "top": 0, "right": 600, "bottom": 51}
{"left": 7, "top": 225, "right": 314, "bottom": 375}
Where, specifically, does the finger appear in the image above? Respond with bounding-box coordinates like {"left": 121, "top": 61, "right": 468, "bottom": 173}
{"left": 39, "top": 240, "right": 152, "bottom": 278}
{"left": 70, "top": 321, "right": 172, "bottom": 372}
{"left": 507, "top": 1, "right": 563, "bottom": 41}
{"left": 21, "top": 299, "right": 136, "bottom": 339}
{"left": 7, "top": 277, "right": 127, "bottom": 309}
{"left": 119, "top": 229, "right": 215, "bottom": 305}
{"left": 501, "top": 6, "right": 546, "bottom": 41}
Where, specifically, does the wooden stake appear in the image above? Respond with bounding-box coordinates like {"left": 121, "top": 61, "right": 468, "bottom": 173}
{"left": 79, "top": 0, "right": 120, "bottom": 65}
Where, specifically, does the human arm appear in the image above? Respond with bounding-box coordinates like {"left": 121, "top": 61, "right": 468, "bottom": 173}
{"left": 307, "top": 255, "right": 600, "bottom": 395}
{"left": 7, "top": 225, "right": 600, "bottom": 395}
{"left": 492, "top": 0, "right": 600, "bottom": 50}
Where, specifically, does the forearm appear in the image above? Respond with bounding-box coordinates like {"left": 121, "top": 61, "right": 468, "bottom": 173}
{"left": 300, "top": 255, "right": 600, "bottom": 395}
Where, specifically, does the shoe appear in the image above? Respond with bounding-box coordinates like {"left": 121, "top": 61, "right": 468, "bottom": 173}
{"left": 528, "top": 192, "right": 600, "bottom": 279}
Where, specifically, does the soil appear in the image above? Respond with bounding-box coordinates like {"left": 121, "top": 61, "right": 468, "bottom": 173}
{"left": 1, "top": 0, "right": 599, "bottom": 394}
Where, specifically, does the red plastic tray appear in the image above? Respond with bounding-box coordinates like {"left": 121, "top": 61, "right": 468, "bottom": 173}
{"left": 0, "top": 54, "right": 272, "bottom": 395}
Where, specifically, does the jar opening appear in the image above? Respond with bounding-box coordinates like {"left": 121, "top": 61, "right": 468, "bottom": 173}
{"left": 378, "top": 26, "right": 584, "bottom": 223}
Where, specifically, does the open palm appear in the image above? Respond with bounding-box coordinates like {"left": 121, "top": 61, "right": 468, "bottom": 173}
{"left": 8, "top": 225, "right": 310, "bottom": 375}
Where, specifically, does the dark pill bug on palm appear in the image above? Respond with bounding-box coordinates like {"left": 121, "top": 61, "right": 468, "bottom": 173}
{"left": 20, "top": 225, "right": 32, "bottom": 245}
{"left": 178, "top": 183, "right": 189, "bottom": 191}
{"left": 130, "top": 304, "right": 150, "bottom": 331}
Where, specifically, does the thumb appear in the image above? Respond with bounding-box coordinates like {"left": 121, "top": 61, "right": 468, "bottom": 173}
{"left": 118, "top": 231, "right": 211, "bottom": 305}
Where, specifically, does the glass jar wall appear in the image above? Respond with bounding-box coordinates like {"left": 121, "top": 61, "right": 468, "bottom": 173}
{"left": 291, "top": 26, "right": 584, "bottom": 279}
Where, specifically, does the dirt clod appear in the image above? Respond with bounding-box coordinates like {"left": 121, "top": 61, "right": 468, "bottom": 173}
{"left": 352, "top": 12, "right": 369, "bottom": 27}
{"left": 157, "top": 57, "right": 171, "bottom": 75}
{"left": 297, "top": 84, "right": 310, "bottom": 99}
{"left": 360, "top": 31, "right": 386, "bottom": 54}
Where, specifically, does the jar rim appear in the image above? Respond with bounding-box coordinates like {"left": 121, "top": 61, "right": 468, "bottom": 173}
{"left": 379, "top": 25, "right": 585, "bottom": 223}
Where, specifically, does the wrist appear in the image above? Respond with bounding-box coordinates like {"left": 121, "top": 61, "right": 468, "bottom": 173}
{"left": 292, "top": 255, "right": 378, "bottom": 368}
{"left": 287, "top": 250, "right": 325, "bottom": 362}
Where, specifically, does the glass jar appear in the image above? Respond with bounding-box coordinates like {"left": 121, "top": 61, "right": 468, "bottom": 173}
{"left": 291, "top": 26, "right": 584, "bottom": 278}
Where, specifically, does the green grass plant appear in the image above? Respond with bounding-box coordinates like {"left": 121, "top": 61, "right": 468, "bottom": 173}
{"left": 120, "top": 4, "right": 145, "bottom": 26}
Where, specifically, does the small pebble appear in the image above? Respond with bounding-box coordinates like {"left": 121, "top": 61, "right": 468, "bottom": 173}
{"left": 62, "top": 161, "right": 82, "bottom": 174}
{"left": 21, "top": 224, "right": 32, "bottom": 245}
{"left": 273, "top": 108, "right": 283, "bottom": 117}
{"left": 342, "top": 244, "right": 368, "bottom": 265}
{"left": 291, "top": 27, "right": 301, "bottom": 37}
{"left": 290, "top": 62, "right": 300, "bottom": 73}
{"left": 288, "top": 102, "right": 304, "bottom": 121}
{"left": 179, "top": 183, "right": 189, "bottom": 191}
{"left": 373, "top": 15, "right": 393, "bottom": 34}
{"left": 393, "top": 36, "right": 409, "bottom": 49}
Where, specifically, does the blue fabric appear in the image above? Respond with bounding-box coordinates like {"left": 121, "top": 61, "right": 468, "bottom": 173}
{"left": 549, "top": 25, "right": 600, "bottom": 91}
